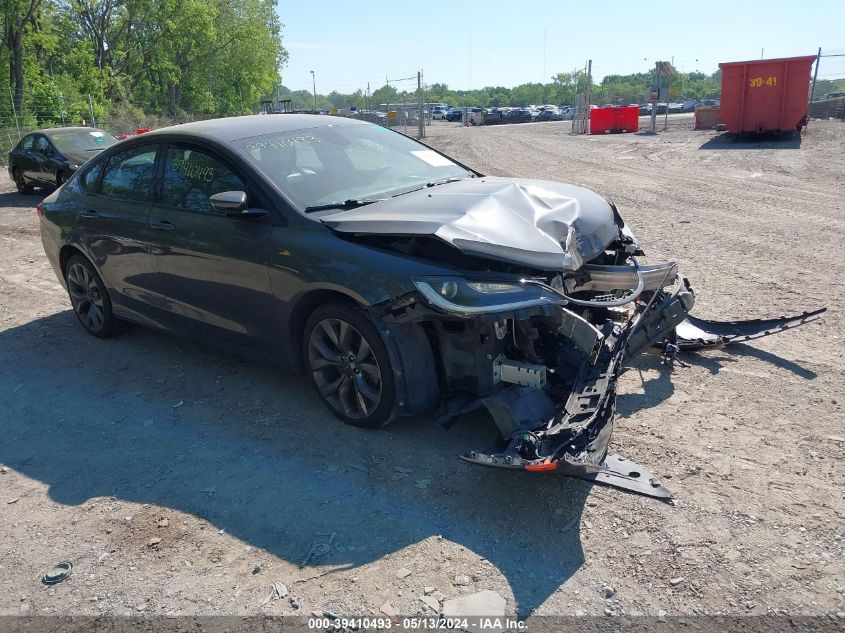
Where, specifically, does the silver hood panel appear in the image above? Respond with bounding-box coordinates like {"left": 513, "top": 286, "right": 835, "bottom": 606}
{"left": 321, "top": 177, "right": 621, "bottom": 271}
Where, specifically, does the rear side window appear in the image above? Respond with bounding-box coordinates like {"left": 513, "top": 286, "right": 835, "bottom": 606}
{"left": 101, "top": 144, "right": 158, "bottom": 201}
{"left": 161, "top": 147, "right": 245, "bottom": 213}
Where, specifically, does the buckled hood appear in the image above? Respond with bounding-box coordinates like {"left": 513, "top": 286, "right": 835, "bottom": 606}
{"left": 321, "top": 177, "right": 620, "bottom": 271}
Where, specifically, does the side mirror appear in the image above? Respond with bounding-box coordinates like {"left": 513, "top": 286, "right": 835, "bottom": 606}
{"left": 209, "top": 191, "right": 271, "bottom": 219}
{"left": 210, "top": 190, "right": 247, "bottom": 215}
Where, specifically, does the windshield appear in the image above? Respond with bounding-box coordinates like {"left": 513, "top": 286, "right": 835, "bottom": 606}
{"left": 232, "top": 123, "right": 473, "bottom": 210}
{"left": 49, "top": 129, "right": 118, "bottom": 153}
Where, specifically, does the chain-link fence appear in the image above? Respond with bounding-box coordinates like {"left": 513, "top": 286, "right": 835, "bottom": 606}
{"left": 0, "top": 87, "right": 237, "bottom": 167}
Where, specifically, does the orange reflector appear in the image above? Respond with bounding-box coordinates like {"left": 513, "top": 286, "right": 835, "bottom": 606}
{"left": 525, "top": 459, "right": 558, "bottom": 472}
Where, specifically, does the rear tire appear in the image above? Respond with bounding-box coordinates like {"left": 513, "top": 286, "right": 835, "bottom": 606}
{"left": 65, "top": 254, "right": 116, "bottom": 338}
{"left": 12, "top": 169, "right": 34, "bottom": 194}
{"left": 303, "top": 301, "right": 396, "bottom": 428}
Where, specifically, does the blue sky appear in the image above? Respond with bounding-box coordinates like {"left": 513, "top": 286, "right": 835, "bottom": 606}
{"left": 276, "top": 0, "right": 845, "bottom": 94}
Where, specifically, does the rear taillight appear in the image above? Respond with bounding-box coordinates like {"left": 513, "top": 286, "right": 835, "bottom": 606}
{"left": 35, "top": 203, "right": 42, "bottom": 217}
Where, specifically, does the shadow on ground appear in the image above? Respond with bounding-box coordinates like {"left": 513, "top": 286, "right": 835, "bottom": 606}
{"left": 0, "top": 189, "right": 46, "bottom": 210}
{"left": 1, "top": 311, "right": 592, "bottom": 617}
{"left": 616, "top": 344, "right": 817, "bottom": 417}
{"left": 699, "top": 131, "right": 802, "bottom": 150}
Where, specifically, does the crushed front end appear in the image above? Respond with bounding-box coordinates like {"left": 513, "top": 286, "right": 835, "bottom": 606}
{"left": 372, "top": 244, "right": 698, "bottom": 499}
{"left": 348, "top": 186, "right": 825, "bottom": 500}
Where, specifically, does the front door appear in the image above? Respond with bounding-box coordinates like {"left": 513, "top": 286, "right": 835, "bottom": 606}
{"left": 31, "top": 135, "right": 57, "bottom": 183}
{"left": 146, "top": 143, "right": 276, "bottom": 351}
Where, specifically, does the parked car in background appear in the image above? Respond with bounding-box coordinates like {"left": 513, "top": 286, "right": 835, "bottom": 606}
{"left": 483, "top": 108, "right": 505, "bottom": 125}
{"left": 680, "top": 99, "right": 700, "bottom": 113}
{"left": 445, "top": 108, "right": 463, "bottom": 122}
{"left": 432, "top": 105, "right": 450, "bottom": 120}
{"left": 701, "top": 99, "right": 720, "bottom": 107}
{"left": 560, "top": 106, "right": 574, "bottom": 120}
{"left": 506, "top": 108, "right": 532, "bottom": 123}
{"left": 668, "top": 102, "right": 684, "bottom": 114}
{"left": 8, "top": 127, "right": 119, "bottom": 194}
{"left": 639, "top": 103, "right": 652, "bottom": 115}
{"left": 536, "top": 109, "right": 562, "bottom": 122}
{"left": 465, "top": 107, "right": 484, "bottom": 125}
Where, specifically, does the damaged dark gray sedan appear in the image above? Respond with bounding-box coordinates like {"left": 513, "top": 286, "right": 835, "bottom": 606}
{"left": 38, "top": 115, "right": 825, "bottom": 498}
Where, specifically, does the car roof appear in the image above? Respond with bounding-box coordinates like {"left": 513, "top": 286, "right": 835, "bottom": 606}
{"left": 142, "top": 114, "right": 368, "bottom": 143}
{"left": 34, "top": 127, "right": 106, "bottom": 137}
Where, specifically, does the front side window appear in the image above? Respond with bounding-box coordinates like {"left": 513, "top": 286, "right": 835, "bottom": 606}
{"left": 232, "top": 123, "right": 472, "bottom": 210}
{"left": 161, "top": 147, "right": 245, "bottom": 213}
{"left": 34, "top": 136, "right": 52, "bottom": 156}
{"left": 100, "top": 144, "right": 158, "bottom": 201}
{"left": 21, "top": 135, "right": 34, "bottom": 151}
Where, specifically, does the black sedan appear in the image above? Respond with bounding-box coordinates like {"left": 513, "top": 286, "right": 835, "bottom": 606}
{"left": 445, "top": 109, "right": 463, "bottom": 122}
{"left": 38, "top": 114, "right": 823, "bottom": 498}
{"left": 536, "top": 109, "right": 561, "bottom": 122}
{"left": 8, "top": 127, "right": 119, "bottom": 193}
{"left": 505, "top": 109, "right": 532, "bottom": 123}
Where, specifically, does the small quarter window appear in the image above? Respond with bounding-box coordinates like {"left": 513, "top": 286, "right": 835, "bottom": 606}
{"left": 80, "top": 161, "right": 105, "bottom": 192}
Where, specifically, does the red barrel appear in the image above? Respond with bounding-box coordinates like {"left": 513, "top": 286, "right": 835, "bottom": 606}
{"left": 718, "top": 56, "right": 816, "bottom": 134}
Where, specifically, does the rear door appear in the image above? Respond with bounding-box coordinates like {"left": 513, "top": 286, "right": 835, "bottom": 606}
{"left": 78, "top": 142, "right": 159, "bottom": 314}
{"left": 145, "top": 142, "right": 276, "bottom": 351}
{"left": 17, "top": 134, "right": 38, "bottom": 180}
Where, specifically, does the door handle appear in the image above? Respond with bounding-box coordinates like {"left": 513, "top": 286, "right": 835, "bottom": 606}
{"left": 150, "top": 220, "right": 176, "bottom": 230}
{"left": 80, "top": 209, "right": 100, "bottom": 218}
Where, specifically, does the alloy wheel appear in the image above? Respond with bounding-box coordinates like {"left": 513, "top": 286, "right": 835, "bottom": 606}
{"left": 307, "top": 317, "right": 383, "bottom": 419}
{"left": 67, "top": 262, "right": 105, "bottom": 332}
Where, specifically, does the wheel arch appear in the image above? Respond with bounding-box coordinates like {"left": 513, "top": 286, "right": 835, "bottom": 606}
{"left": 292, "top": 287, "right": 441, "bottom": 419}
{"left": 59, "top": 244, "right": 91, "bottom": 278}
{"left": 288, "top": 288, "right": 364, "bottom": 371}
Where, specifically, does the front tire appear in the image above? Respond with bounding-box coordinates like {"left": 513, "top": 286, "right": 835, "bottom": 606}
{"left": 65, "top": 254, "right": 116, "bottom": 338}
{"left": 303, "top": 302, "right": 396, "bottom": 428}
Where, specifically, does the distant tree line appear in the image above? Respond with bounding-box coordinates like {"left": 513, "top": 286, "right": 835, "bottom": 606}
{"left": 278, "top": 68, "right": 726, "bottom": 112}
{"left": 1, "top": 0, "right": 286, "bottom": 127}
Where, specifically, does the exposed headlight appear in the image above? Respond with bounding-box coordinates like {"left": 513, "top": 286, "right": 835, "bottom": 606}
{"left": 413, "top": 276, "right": 562, "bottom": 315}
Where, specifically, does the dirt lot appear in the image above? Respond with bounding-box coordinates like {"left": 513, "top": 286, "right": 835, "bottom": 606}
{"left": 1, "top": 120, "right": 844, "bottom": 622}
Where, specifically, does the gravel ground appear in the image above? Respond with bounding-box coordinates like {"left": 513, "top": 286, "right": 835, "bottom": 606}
{"left": 1, "top": 119, "right": 843, "bottom": 622}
